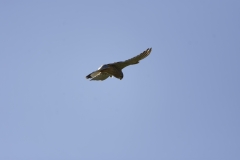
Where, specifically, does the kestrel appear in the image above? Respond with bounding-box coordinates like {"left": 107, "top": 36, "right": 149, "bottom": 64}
{"left": 86, "top": 48, "right": 152, "bottom": 81}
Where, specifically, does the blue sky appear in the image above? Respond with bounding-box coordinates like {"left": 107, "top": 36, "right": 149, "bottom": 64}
{"left": 1, "top": 0, "right": 240, "bottom": 159}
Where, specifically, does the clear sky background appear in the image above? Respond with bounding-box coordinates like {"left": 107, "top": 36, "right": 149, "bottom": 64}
{"left": 1, "top": 0, "right": 240, "bottom": 159}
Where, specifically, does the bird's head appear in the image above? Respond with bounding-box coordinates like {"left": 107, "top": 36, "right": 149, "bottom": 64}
{"left": 98, "top": 64, "right": 109, "bottom": 70}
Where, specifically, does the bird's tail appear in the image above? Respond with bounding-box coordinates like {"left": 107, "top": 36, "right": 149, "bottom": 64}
{"left": 86, "top": 74, "right": 92, "bottom": 79}
{"left": 86, "top": 70, "right": 100, "bottom": 79}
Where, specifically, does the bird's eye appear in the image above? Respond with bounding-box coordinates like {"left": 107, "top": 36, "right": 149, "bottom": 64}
{"left": 103, "top": 65, "right": 109, "bottom": 69}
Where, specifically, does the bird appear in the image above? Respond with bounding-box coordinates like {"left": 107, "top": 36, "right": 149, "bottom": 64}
{"left": 86, "top": 48, "right": 152, "bottom": 81}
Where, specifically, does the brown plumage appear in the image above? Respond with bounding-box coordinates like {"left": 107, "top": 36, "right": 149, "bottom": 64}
{"left": 86, "top": 48, "right": 152, "bottom": 81}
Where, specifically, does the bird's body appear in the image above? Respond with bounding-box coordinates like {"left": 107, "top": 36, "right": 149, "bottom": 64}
{"left": 86, "top": 48, "right": 152, "bottom": 81}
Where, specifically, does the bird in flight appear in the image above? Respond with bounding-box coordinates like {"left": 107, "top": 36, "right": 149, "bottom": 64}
{"left": 86, "top": 48, "right": 152, "bottom": 81}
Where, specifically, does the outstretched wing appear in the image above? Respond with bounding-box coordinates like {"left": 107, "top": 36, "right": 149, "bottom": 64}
{"left": 111, "top": 48, "right": 152, "bottom": 69}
